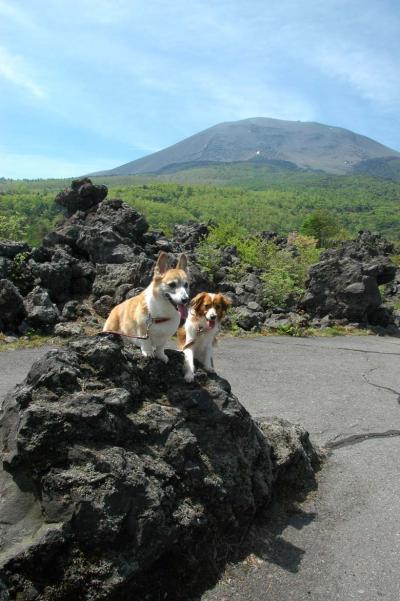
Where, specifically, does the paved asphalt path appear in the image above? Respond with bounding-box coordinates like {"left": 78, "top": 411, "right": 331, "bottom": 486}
{"left": 1, "top": 336, "right": 400, "bottom": 600}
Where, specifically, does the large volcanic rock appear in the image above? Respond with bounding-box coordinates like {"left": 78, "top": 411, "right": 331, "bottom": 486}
{"left": 0, "top": 335, "right": 318, "bottom": 600}
{"left": 55, "top": 178, "right": 108, "bottom": 217}
{"left": 300, "top": 231, "right": 396, "bottom": 324}
{"left": 43, "top": 198, "right": 149, "bottom": 265}
{"left": 0, "top": 279, "right": 26, "bottom": 332}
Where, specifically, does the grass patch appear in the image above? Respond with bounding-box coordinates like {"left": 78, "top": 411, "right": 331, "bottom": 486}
{"left": 0, "top": 332, "right": 61, "bottom": 352}
{"left": 260, "top": 324, "right": 375, "bottom": 337}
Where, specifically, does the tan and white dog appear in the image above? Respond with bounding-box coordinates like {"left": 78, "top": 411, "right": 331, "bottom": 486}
{"left": 177, "top": 292, "right": 231, "bottom": 382}
{"left": 103, "top": 252, "right": 189, "bottom": 362}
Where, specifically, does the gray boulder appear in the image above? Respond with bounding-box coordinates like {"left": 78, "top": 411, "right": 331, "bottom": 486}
{"left": 22, "top": 286, "right": 60, "bottom": 329}
{"left": 234, "top": 307, "right": 265, "bottom": 331}
{"left": 92, "top": 259, "right": 154, "bottom": 305}
{"left": 300, "top": 232, "right": 397, "bottom": 324}
{"left": 0, "top": 257, "right": 12, "bottom": 280}
{"left": 0, "top": 279, "right": 26, "bottom": 331}
{"left": 55, "top": 178, "right": 108, "bottom": 217}
{"left": 54, "top": 322, "right": 85, "bottom": 337}
{"left": 0, "top": 240, "right": 31, "bottom": 259}
{"left": 0, "top": 335, "right": 319, "bottom": 600}
{"left": 172, "top": 221, "right": 209, "bottom": 252}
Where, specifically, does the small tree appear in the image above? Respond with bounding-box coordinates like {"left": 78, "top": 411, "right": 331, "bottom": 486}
{"left": 300, "top": 209, "right": 342, "bottom": 247}
{"left": 0, "top": 214, "right": 28, "bottom": 241}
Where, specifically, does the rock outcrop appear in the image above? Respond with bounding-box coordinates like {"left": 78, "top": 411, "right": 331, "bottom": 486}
{"left": 300, "top": 232, "right": 397, "bottom": 326}
{"left": 0, "top": 335, "right": 319, "bottom": 600}
{"left": 55, "top": 178, "right": 108, "bottom": 216}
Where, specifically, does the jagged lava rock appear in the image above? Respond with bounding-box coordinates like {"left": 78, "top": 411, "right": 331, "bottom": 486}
{"left": 0, "top": 279, "right": 26, "bottom": 332}
{"left": 22, "top": 286, "right": 60, "bottom": 329}
{"left": 0, "top": 335, "right": 318, "bottom": 600}
{"left": 300, "top": 231, "right": 396, "bottom": 323}
{"left": 55, "top": 178, "right": 108, "bottom": 217}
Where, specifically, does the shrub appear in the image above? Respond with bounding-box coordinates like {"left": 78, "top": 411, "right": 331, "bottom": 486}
{"left": 0, "top": 214, "right": 27, "bottom": 241}
{"left": 197, "top": 224, "right": 321, "bottom": 308}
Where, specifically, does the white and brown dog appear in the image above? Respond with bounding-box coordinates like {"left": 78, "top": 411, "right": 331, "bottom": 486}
{"left": 177, "top": 292, "right": 231, "bottom": 382}
{"left": 103, "top": 252, "right": 189, "bottom": 362}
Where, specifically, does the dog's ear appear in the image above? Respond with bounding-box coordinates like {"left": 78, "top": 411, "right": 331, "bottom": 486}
{"left": 218, "top": 294, "right": 232, "bottom": 312}
{"left": 154, "top": 252, "right": 169, "bottom": 277}
{"left": 191, "top": 292, "right": 207, "bottom": 312}
{"left": 176, "top": 253, "right": 188, "bottom": 272}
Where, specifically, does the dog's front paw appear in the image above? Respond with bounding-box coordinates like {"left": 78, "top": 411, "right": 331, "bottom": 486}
{"left": 156, "top": 351, "right": 169, "bottom": 364}
{"left": 184, "top": 371, "right": 195, "bottom": 383}
{"left": 142, "top": 349, "right": 155, "bottom": 359}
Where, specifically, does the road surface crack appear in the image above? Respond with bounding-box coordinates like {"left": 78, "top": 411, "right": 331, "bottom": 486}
{"left": 362, "top": 368, "right": 400, "bottom": 404}
{"left": 264, "top": 340, "right": 400, "bottom": 356}
{"left": 324, "top": 430, "right": 400, "bottom": 451}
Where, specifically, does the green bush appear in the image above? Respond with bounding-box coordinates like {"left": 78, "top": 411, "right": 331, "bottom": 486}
{"left": 197, "top": 224, "right": 321, "bottom": 308}
{"left": 261, "top": 235, "right": 320, "bottom": 307}
{"left": 0, "top": 214, "right": 28, "bottom": 241}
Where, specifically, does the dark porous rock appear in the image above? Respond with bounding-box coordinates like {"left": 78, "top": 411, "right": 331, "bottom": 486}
{"left": 55, "top": 178, "right": 108, "bottom": 216}
{"left": 154, "top": 238, "right": 172, "bottom": 252}
{"left": 74, "top": 200, "right": 149, "bottom": 264}
{"left": 323, "top": 230, "right": 394, "bottom": 262}
{"left": 368, "top": 306, "right": 394, "bottom": 328}
{"left": 29, "top": 250, "right": 76, "bottom": 303}
{"left": 187, "top": 263, "right": 214, "bottom": 296}
{"left": 45, "top": 197, "right": 149, "bottom": 266}
{"left": 0, "top": 279, "right": 26, "bottom": 331}
{"left": 70, "top": 260, "right": 96, "bottom": 295}
{"left": 0, "top": 336, "right": 318, "bottom": 600}
{"left": 0, "top": 257, "right": 12, "bottom": 279}
{"left": 0, "top": 240, "right": 31, "bottom": 259}
{"left": 61, "top": 300, "right": 91, "bottom": 321}
{"left": 259, "top": 230, "right": 288, "bottom": 249}
{"left": 234, "top": 307, "right": 265, "bottom": 331}
{"left": 385, "top": 268, "right": 400, "bottom": 300}
{"left": 258, "top": 418, "right": 320, "bottom": 487}
{"left": 22, "top": 286, "right": 60, "bottom": 329}
{"left": 300, "top": 232, "right": 397, "bottom": 325}
{"left": 92, "top": 259, "right": 154, "bottom": 306}
{"left": 30, "top": 246, "right": 52, "bottom": 263}
{"left": 247, "top": 301, "right": 263, "bottom": 312}
{"left": 54, "top": 322, "right": 85, "bottom": 337}
{"left": 93, "top": 294, "right": 115, "bottom": 318}
{"left": 172, "top": 221, "right": 209, "bottom": 252}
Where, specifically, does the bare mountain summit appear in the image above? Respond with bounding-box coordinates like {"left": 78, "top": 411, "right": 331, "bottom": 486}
{"left": 92, "top": 117, "right": 400, "bottom": 177}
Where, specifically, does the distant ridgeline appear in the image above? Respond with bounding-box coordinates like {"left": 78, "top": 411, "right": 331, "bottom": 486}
{"left": 1, "top": 169, "right": 400, "bottom": 244}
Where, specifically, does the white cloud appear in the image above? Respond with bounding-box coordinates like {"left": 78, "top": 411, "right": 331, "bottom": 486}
{"left": 0, "top": 46, "right": 46, "bottom": 98}
{"left": 316, "top": 45, "right": 400, "bottom": 110}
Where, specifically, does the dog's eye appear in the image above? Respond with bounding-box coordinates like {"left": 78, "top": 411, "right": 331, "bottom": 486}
{"left": 184, "top": 282, "right": 188, "bottom": 289}
{"left": 169, "top": 282, "right": 177, "bottom": 289}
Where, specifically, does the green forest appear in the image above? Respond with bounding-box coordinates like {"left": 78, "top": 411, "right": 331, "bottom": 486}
{"left": 1, "top": 165, "right": 400, "bottom": 245}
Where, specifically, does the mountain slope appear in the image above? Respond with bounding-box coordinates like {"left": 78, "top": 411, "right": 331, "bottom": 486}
{"left": 92, "top": 117, "right": 400, "bottom": 177}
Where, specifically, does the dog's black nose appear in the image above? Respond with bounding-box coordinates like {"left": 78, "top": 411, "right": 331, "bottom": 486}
{"left": 210, "top": 314, "right": 217, "bottom": 320}
{"left": 182, "top": 298, "right": 189, "bottom": 305}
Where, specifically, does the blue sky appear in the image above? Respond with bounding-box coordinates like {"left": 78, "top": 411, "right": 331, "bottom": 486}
{"left": 0, "top": 0, "right": 399, "bottom": 179}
